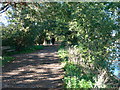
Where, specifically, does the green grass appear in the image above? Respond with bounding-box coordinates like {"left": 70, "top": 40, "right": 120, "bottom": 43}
{"left": 0, "top": 56, "right": 15, "bottom": 67}
{"left": 1, "top": 45, "right": 44, "bottom": 66}
{"left": 4, "top": 45, "right": 44, "bottom": 56}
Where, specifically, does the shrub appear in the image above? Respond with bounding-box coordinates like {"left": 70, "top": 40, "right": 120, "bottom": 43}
{"left": 58, "top": 48, "right": 68, "bottom": 60}
{"left": 58, "top": 45, "right": 119, "bottom": 88}
{"left": 63, "top": 62, "right": 95, "bottom": 88}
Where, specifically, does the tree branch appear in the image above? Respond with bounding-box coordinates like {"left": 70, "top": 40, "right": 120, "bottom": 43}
{"left": 0, "top": 2, "right": 28, "bottom": 14}
{"left": 0, "top": 3, "right": 11, "bottom": 14}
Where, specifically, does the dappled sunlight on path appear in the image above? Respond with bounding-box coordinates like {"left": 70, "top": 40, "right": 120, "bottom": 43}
{"left": 2, "top": 45, "right": 64, "bottom": 88}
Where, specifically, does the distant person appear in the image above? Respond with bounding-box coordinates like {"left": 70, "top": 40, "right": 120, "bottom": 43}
{"left": 51, "top": 37, "right": 55, "bottom": 45}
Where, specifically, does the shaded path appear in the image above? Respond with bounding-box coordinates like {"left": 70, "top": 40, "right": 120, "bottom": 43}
{"left": 2, "top": 45, "right": 64, "bottom": 88}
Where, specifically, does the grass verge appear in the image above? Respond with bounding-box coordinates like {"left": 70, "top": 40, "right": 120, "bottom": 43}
{"left": 0, "top": 56, "right": 15, "bottom": 67}
{"left": 4, "top": 45, "right": 44, "bottom": 56}
{"left": 2, "top": 45, "right": 44, "bottom": 66}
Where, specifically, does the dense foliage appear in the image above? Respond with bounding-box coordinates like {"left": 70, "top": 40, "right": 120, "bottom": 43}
{"left": 1, "top": 2, "right": 120, "bottom": 88}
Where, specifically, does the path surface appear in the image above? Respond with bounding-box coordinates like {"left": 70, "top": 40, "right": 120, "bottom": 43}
{"left": 2, "top": 45, "right": 64, "bottom": 88}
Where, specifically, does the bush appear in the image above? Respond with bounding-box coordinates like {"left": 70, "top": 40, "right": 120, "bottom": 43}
{"left": 58, "top": 48, "right": 68, "bottom": 60}
{"left": 63, "top": 62, "right": 94, "bottom": 88}
{"left": 58, "top": 45, "right": 119, "bottom": 88}
{"left": 78, "top": 79, "right": 94, "bottom": 88}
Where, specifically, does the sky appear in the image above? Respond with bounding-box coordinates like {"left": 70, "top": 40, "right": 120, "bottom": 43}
{"left": 0, "top": 4, "right": 11, "bottom": 26}
{"left": 0, "top": 12, "right": 9, "bottom": 26}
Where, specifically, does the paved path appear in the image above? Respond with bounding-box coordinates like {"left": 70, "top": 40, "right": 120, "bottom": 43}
{"left": 2, "top": 45, "right": 64, "bottom": 88}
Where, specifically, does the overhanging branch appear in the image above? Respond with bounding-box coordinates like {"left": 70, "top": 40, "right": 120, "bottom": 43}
{"left": 0, "top": 3, "right": 11, "bottom": 14}
{"left": 0, "top": 2, "right": 28, "bottom": 14}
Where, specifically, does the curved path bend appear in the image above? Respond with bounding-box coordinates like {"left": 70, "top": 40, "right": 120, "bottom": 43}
{"left": 2, "top": 45, "right": 64, "bottom": 89}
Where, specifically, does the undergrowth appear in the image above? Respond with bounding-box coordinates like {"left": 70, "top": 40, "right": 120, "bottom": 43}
{"left": 58, "top": 45, "right": 119, "bottom": 88}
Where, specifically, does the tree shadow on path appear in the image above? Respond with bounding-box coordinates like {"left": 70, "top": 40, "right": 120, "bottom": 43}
{"left": 2, "top": 45, "right": 64, "bottom": 89}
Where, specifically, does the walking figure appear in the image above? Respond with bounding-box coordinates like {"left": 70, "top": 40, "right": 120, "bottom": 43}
{"left": 51, "top": 37, "right": 55, "bottom": 45}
